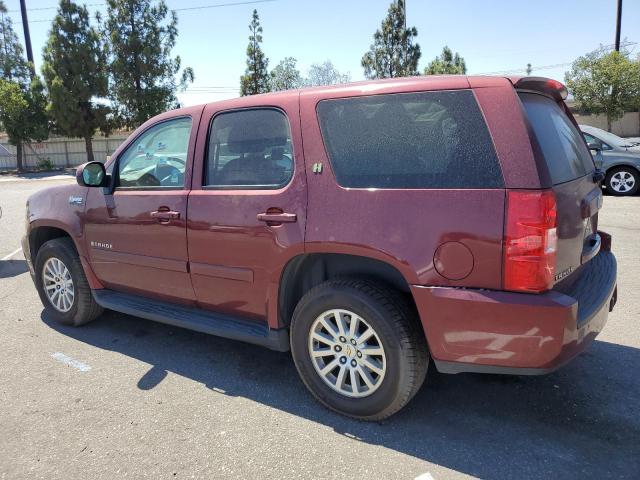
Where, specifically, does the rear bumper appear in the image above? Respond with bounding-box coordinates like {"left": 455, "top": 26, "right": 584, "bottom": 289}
{"left": 412, "top": 243, "right": 617, "bottom": 375}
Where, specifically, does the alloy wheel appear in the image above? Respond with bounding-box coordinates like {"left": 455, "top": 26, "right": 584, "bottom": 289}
{"left": 610, "top": 170, "right": 636, "bottom": 193}
{"left": 308, "top": 309, "right": 386, "bottom": 398}
{"left": 42, "top": 257, "right": 75, "bottom": 313}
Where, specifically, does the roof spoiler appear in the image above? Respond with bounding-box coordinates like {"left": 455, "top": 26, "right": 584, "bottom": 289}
{"left": 508, "top": 76, "right": 568, "bottom": 101}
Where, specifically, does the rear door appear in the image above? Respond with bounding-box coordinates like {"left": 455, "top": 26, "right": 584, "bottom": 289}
{"left": 186, "top": 96, "right": 306, "bottom": 324}
{"left": 519, "top": 92, "right": 601, "bottom": 285}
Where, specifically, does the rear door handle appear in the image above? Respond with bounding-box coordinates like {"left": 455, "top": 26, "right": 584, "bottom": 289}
{"left": 257, "top": 212, "right": 297, "bottom": 225}
{"left": 151, "top": 209, "right": 180, "bottom": 223}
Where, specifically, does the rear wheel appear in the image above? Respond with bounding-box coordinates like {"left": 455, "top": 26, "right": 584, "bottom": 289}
{"left": 605, "top": 167, "right": 639, "bottom": 196}
{"left": 290, "top": 278, "right": 428, "bottom": 421}
{"left": 34, "top": 237, "right": 103, "bottom": 326}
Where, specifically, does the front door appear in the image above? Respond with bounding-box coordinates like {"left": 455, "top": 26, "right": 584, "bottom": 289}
{"left": 187, "top": 98, "right": 307, "bottom": 324}
{"left": 84, "top": 114, "right": 200, "bottom": 303}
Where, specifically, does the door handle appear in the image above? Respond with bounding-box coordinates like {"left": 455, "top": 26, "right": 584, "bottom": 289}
{"left": 257, "top": 212, "right": 297, "bottom": 225}
{"left": 151, "top": 209, "right": 180, "bottom": 223}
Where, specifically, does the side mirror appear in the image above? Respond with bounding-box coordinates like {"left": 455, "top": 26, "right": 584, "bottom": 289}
{"left": 587, "top": 142, "right": 602, "bottom": 152}
{"left": 76, "top": 161, "right": 107, "bottom": 187}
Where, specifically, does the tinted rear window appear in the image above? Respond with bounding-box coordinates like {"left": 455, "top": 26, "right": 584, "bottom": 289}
{"left": 519, "top": 93, "right": 594, "bottom": 185}
{"left": 316, "top": 90, "right": 503, "bottom": 189}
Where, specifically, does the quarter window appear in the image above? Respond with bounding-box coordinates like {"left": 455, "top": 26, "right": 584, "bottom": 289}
{"left": 520, "top": 93, "right": 594, "bottom": 184}
{"left": 205, "top": 109, "right": 293, "bottom": 188}
{"left": 117, "top": 117, "right": 192, "bottom": 188}
{"left": 316, "top": 90, "right": 503, "bottom": 189}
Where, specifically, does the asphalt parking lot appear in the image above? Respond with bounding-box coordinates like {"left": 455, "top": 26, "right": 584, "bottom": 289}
{"left": 1, "top": 174, "right": 639, "bottom": 480}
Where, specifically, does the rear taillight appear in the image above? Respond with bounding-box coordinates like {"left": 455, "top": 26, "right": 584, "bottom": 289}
{"left": 503, "top": 190, "right": 557, "bottom": 293}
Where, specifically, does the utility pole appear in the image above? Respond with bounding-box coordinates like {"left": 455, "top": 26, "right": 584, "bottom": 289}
{"left": 402, "top": 0, "right": 407, "bottom": 68}
{"left": 19, "top": 0, "right": 35, "bottom": 76}
{"left": 614, "top": 0, "right": 622, "bottom": 51}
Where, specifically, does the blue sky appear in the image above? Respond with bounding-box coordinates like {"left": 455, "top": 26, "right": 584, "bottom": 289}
{"left": 3, "top": 0, "right": 640, "bottom": 106}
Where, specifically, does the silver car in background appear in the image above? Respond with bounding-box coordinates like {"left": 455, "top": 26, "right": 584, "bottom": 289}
{"left": 580, "top": 124, "right": 640, "bottom": 196}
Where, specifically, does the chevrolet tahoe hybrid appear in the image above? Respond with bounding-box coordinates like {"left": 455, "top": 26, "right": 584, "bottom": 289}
{"left": 23, "top": 76, "right": 618, "bottom": 420}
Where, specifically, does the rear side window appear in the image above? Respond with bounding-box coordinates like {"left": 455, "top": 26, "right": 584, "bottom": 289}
{"left": 519, "top": 93, "right": 594, "bottom": 185}
{"left": 316, "top": 90, "right": 503, "bottom": 189}
{"left": 205, "top": 108, "right": 293, "bottom": 189}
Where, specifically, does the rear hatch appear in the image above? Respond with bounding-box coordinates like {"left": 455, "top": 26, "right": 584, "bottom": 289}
{"left": 518, "top": 89, "right": 602, "bottom": 288}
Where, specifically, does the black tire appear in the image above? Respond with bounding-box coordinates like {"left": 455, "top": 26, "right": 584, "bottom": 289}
{"left": 34, "top": 237, "right": 103, "bottom": 326}
{"left": 290, "top": 278, "right": 429, "bottom": 421}
{"left": 605, "top": 166, "right": 639, "bottom": 196}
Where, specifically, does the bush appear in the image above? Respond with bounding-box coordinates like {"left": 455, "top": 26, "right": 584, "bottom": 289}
{"left": 37, "top": 158, "right": 54, "bottom": 170}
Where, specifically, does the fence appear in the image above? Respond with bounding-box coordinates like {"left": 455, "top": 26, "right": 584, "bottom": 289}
{"left": 573, "top": 111, "right": 640, "bottom": 137}
{"left": 0, "top": 134, "right": 130, "bottom": 171}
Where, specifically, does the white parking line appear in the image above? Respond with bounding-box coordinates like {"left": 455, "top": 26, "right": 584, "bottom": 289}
{"left": 51, "top": 352, "right": 92, "bottom": 372}
{"left": 1, "top": 248, "right": 22, "bottom": 261}
{"left": 415, "top": 473, "right": 435, "bottom": 480}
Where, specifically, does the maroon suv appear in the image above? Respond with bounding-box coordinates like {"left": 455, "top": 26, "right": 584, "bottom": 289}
{"left": 23, "top": 76, "right": 617, "bottom": 420}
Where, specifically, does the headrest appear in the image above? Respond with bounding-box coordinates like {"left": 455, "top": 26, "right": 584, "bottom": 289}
{"left": 225, "top": 112, "right": 289, "bottom": 154}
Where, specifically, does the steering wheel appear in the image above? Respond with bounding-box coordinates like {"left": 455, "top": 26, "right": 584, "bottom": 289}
{"left": 154, "top": 163, "right": 183, "bottom": 186}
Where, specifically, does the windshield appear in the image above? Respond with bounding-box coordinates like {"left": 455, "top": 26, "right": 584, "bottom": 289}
{"left": 580, "top": 125, "right": 633, "bottom": 147}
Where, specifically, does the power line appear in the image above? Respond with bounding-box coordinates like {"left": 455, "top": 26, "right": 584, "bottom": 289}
{"left": 473, "top": 41, "right": 638, "bottom": 76}
{"left": 8, "top": 0, "right": 278, "bottom": 22}
{"left": 6, "top": 3, "right": 103, "bottom": 13}
{"left": 174, "top": 0, "right": 277, "bottom": 12}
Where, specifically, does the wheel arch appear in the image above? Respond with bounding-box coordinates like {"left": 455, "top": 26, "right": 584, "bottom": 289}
{"left": 27, "top": 224, "right": 103, "bottom": 289}
{"left": 277, "top": 253, "right": 419, "bottom": 329}
{"left": 28, "top": 225, "right": 77, "bottom": 265}
{"left": 605, "top": 162, "right": 640, "bottom": 173}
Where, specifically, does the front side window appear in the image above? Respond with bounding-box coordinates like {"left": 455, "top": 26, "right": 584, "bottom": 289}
{"left": 583, "top": 133, "right": 598, "bottom": 145}
{"left": 316, "top": 90, "right": 503, "bottom": 189}
{"left": 205, "top": 108, "right": 293, "bottom": 188}
{"left": 583, "top": 133, "right": 611, "bottom": 151}
{"left": 117, "top": 117, "right": 192, "bottom": 188}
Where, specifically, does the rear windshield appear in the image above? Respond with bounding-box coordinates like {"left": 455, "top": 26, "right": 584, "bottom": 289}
{"left": 519, "top": 92, "right": 594, "bottom": 185}
{"left": 316, "top": 90, "right": 503, "bottom": 189}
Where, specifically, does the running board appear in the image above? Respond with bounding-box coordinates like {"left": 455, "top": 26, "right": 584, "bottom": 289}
{"left": 92, "top": 289, "right": 289, "bottom": 352}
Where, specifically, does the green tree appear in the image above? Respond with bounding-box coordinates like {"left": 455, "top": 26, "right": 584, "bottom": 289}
{"left": 565, "top": 49, "right": 640, "bottom": 131}
{"left": 270, "top": 57, "right": 301, "bottom": 91}
{"left": 0, "top": 1, "right": 31, "bottom": 83}
{"left": 104, "top": 0, "right": 194, "bottom": 129}
{"left": 0, "top": 2, "right": 47, "bottom": 171}
{"left": 424, "top": 46, "right": 467, "bottom": 75}
{"left": 240, "top": 9, "right": 270, "bottom": 96}
{"left": 0, "top": 78, "right": 48, "bottom": 171}
{"left": 361, "top": 0, "right": 420, "bottom": 79}
{"left": 42, "top": 0, "right": 110, "bottom": 163}
{"left": 304, "top": 60, "right": 351, "bottom": 87}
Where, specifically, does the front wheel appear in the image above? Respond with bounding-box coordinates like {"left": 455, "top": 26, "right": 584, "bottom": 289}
{"left": 290, "top": 279, "right": 428, "bottom": 421}
{"left": 34, "top": 237, "right": 103, "bottom": 326}
{"left": 605, "top": 167, "right": 639, "bottom": 196}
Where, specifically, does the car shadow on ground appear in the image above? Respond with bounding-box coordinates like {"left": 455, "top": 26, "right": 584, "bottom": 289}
{"left": 42, "top": 309, "right": 640, "bottom": 480}
{"left": 0, "top": 259, "right": 29, "bottom": 279}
